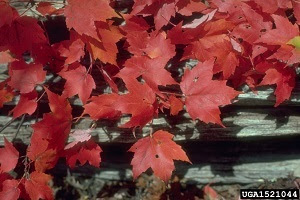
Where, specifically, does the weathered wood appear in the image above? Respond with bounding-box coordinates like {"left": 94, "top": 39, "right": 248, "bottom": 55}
{"left": 1, "top": 107, "right": 300, "bottom": 145}
{"left": 50, "top": 139, "right": 300, "bottom": 185}
{"left": 10, "top": 0, "right": 65, "bottom": 18}
{"left": 75, "top": 159, "right": 299, "bottom": 185}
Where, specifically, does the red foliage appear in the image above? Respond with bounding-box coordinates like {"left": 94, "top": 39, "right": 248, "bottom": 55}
{"left": 129, "top": 130, "right": 191, "bottom": 182}
{"left": 0, "top": 0, "right": 299, "bottom": 197}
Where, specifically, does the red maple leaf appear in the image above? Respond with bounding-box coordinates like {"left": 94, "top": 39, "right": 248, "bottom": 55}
{"left": 129, "top": 130, "right": 191, "bottom": 182}
{"left": 65, "top": 129, "right": 93, "bottom": 149}
{"left": 36, "top": 2, "right": 62, "bottom": 16}
{"left": 131, "top": 0, "right": 176, "bottom": 30}
{"left": 256, "top": 15, "right": 299, "bottom": 45}
{"left": 11, "top": 91, "right": 37, "bottom": 119}
{"left": 292, "top": 0, "right": 300, "bottom": 24}
{"left": 0, "top": 16, "right": 47, "bottom": 57}
{"left": 259, "top": 63, "right": 296, "bottom": 106}
{"left": 255, "top": 14, "right": 300, "bottom": 65}
{"left": 114, "top": 79, "right": 157, "bottom": 128}
{"left": 64, "top": 0, "right": 118, "bottom": 39}
{"left": 231, "top": 6, "right": 272, "bottom": 44}
{"left": 0, "top": 179, "right": 20, "bottom": 200}
{"left": 34, "top": 149, "right": 57, "bottom": 173}
{"left": 167, "top": 22, "right": 191, "bottom": 44}
{"left": 8, "top": 61, "right": 46, "bottom": 94}
{"left": 64, "top": 129, "right": 102, "bottom": 168}
{"left": 118, "top": 56, "right": 177, "bottom": 91}
{"left": 176, "top": 0, "right": 207, "bottom": 16}
{"left": 24, "top": 171, "right": 53, "bottom": 200}
{"left": 0, "top": 138, "right": 19, "bottom": 173}
{"left": 27, "top": 88, "right": 72, "bottom": 170}
{"left": 0, "top": 51, "right": 16, "bottom": 64}
{"left": 180, "top": 59, "right": 240, "bottom": 126}
{"left": 253, "top": 0, "right": 291, "bottom": 14}
{"left": 59, "top": 63, "right": 96, "bottom": 104}
{"left": 57, "top": 31, "right": 85, "bottom": 65}
{"left": 118, "top": 32, "right": 176, "bottom": 90}
{"left": 203, "top": 184, "right": 219, "bottom": 200}
{"left": 83, "top": 93, "right": 121, "bottom": 120}
{"left": 169, "top": 95, "right": 184, "bottom": 116}
{"left": 0, "top": 1, "right": 17, "bottom": 28}
{"left": 0, "top": 80, "right": 14, "bottom": 108}
{"left": 86, "top": 22, "right": 123, "bottom": 65}
{"left": 181, "top": 21, "right": 239, "bottom": 79}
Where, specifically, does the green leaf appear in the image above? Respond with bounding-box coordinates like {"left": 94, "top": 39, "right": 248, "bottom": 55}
{"left": 287, "top": 36, "right": 300, "bottom": 49}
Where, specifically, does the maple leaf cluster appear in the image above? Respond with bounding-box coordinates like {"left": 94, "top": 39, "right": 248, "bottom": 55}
{"left": 0, "top": 0, "right": 300, "bottom": 198}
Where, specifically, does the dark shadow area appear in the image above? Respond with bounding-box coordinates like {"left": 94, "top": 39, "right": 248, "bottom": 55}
{"left": 48, "top": 135, "right": 300, "bottom": 184}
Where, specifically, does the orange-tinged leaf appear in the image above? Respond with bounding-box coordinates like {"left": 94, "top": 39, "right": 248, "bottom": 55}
{"left": 176, "top": 0, "right": 207, "bottom": 16}
{"left": 129, "top": 130, "right": 191, "bottom": 182}
{"left": 0, "top": 51, "right": 15, "bottom": 64}
{"left": 0, "top": 138, "right": 19, "bottom": 173}
{"left": 27, "top": 133, "right": 49, "bottom": 166}
{"left": 203, "top": 184, "right": 219, "bottom": 200}
{"left": 36, "top": 2, "right": 58, "bottom": 16}
{"left": 144, "top": 32, "right": 176, "bottom": 61}
{"left": 87, "top": 23, "right": 123, "bottom": 65}
{"left": 169, "top": 95, "right": 184, "bottom": 116}
{"left": 33, "top": 149, "right": 57, "bottom": 173}
{"left": 0, "top": 83, "right": 14, "bottom": 108}
{"left": 24, "top": 172, "right": 53, "bottom": 200}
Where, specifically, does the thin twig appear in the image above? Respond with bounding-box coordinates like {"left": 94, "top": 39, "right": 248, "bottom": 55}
{"left": 87, "top": 53, "right": 93, "bottom": 74}
{"left": 13, "top": 114, "right": 25, "bottom": 141}
{"left": 0, "top": 118, "right": 16, "bottom": 133}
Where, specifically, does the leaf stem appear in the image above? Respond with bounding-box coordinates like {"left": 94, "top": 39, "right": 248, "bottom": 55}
{"left": 36, "top": 89, "right": 47, "bottom": 102}
{"left": 87, "top": 53, "right": 93, "bottom": 74}
{"left": 13, "top": 114, "right": 26, "bottom": 141}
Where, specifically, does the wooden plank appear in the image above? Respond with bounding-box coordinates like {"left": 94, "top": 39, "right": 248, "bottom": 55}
{"left": 10, "top": 0, "right": 65, "bottom": 17}
{"left": 78, "top": 159, "right": 299, "bottom": 184}
{"left": 1, "top": 107, "right": 300, "bottom": 145}
{"left": 50, "top": 139, "right": 300, "bottom": 185}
